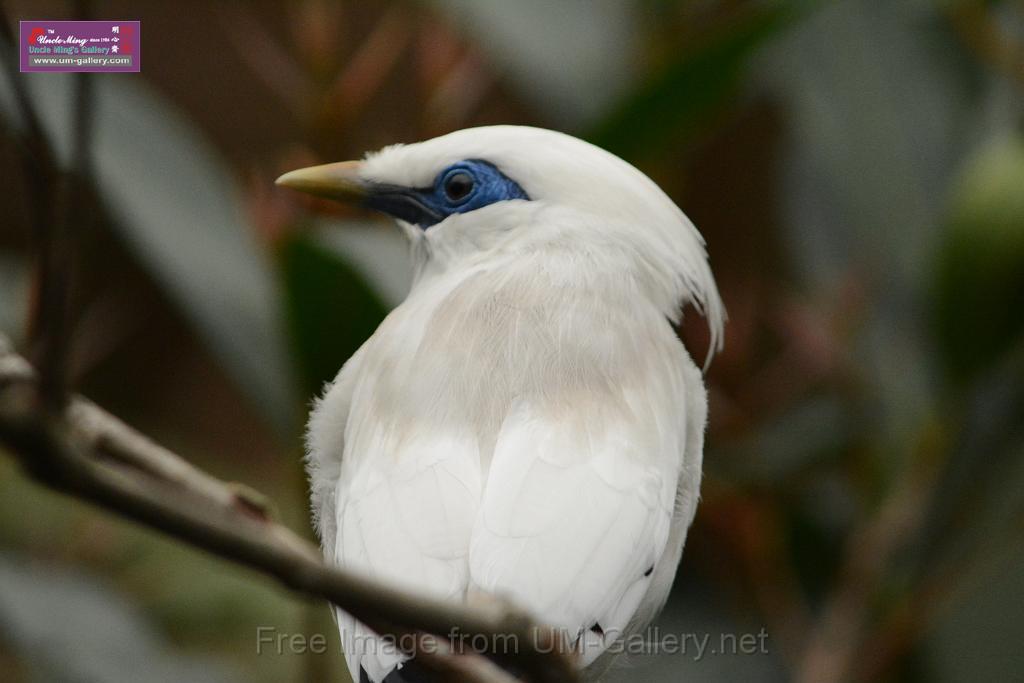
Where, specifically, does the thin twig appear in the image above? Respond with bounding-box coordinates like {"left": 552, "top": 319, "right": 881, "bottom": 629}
{"left": 316, "top": 4, "right": 410, "bottom": 132}
{"left": 0, "top": 336, "right": 577, "bottom": 683}
{"left": 794, "top": 425, "right": 946, "bottom": 683}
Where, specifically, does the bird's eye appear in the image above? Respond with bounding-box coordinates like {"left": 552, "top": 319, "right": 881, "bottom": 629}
{"left": 443, "top": 171, "right": 474, "bottom": 203}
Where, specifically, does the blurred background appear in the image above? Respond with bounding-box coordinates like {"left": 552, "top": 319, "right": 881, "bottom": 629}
{"left": 1, "top": 0, "right": 1023, "bottom": 681}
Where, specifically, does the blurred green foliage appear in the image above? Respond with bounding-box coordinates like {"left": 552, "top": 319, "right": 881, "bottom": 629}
{"left": 934, "top": 135, "right": 1024, "bottom": 384}
{"left": 280, "top": 233, "right": 388, "bottom": 397}
{"left": 588, "top": 3, "right": 801, "bottom": 158}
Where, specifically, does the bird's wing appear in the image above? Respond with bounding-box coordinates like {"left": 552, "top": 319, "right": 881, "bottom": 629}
{"left": 469, "top": 357, "right": 695, "bottom": 666}
{"left": 334, "top": 423, "right": 482, "bottom": 682}
{"left": 324, "top": 359, "right": 484, "bottom": 681}
{"left": 305, "top": 344, "right": 369, "bottom": 556}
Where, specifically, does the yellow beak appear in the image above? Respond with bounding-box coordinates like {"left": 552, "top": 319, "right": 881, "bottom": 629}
{"left": 275, "top": 160, "right": 366, "bottom": 202}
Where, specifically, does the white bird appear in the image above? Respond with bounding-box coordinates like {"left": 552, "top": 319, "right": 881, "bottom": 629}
{"left": 277, "top": 126, "right": 724, "bottom": 682}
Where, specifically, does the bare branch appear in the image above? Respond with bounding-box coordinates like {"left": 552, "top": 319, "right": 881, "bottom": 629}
{"left": 0, "top": 336, "right": 577, "bottom": 683}
{"left": 0, "top": 8, "right": 573, "bottom": 679}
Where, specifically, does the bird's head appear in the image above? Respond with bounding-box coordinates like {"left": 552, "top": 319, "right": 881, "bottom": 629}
{"left": 278, "top": 125, "right": 724, "bottom": 361}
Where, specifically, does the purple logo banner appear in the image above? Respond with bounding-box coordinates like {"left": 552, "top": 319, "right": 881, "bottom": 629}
{"left": 20, "top": 20, "right": 140, "bottom": 73}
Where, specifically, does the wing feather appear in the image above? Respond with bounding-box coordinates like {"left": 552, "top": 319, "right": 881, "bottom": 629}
{"left": 469, "top": 383, "right": 686, "bottom": 665}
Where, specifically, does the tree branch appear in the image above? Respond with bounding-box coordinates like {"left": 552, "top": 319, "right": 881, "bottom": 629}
{"left": 0, "top": 336, "right": 577, "bottom": 683}
{"left": 1, "top": 8, "right": 573, "bottom": 678}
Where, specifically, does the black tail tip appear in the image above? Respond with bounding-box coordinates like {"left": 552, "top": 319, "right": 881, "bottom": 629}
{"left": 361, "top": 658, "right": 439, "bottom": 683}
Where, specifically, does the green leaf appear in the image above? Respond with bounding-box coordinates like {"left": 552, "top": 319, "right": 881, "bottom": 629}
{"left": 0, "top": 74, "right": 296, "bottom": 433}
{"left": 310, "top": 220, "right": 412, "bottom": 309}
{"left": 278, "top": 229, "right": 390, "bottom": 398}
{"left": 587, "top": 3, "right": 802, "bottom": 159}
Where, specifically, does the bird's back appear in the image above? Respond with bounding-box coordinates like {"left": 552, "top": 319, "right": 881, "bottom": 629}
{"left": 309, "top": 231, "right": 707, "bottom": 681}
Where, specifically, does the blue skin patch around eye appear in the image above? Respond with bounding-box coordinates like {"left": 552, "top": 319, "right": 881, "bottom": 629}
{"left": 364, "top": 159, "right": 530, "bottom": 228}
